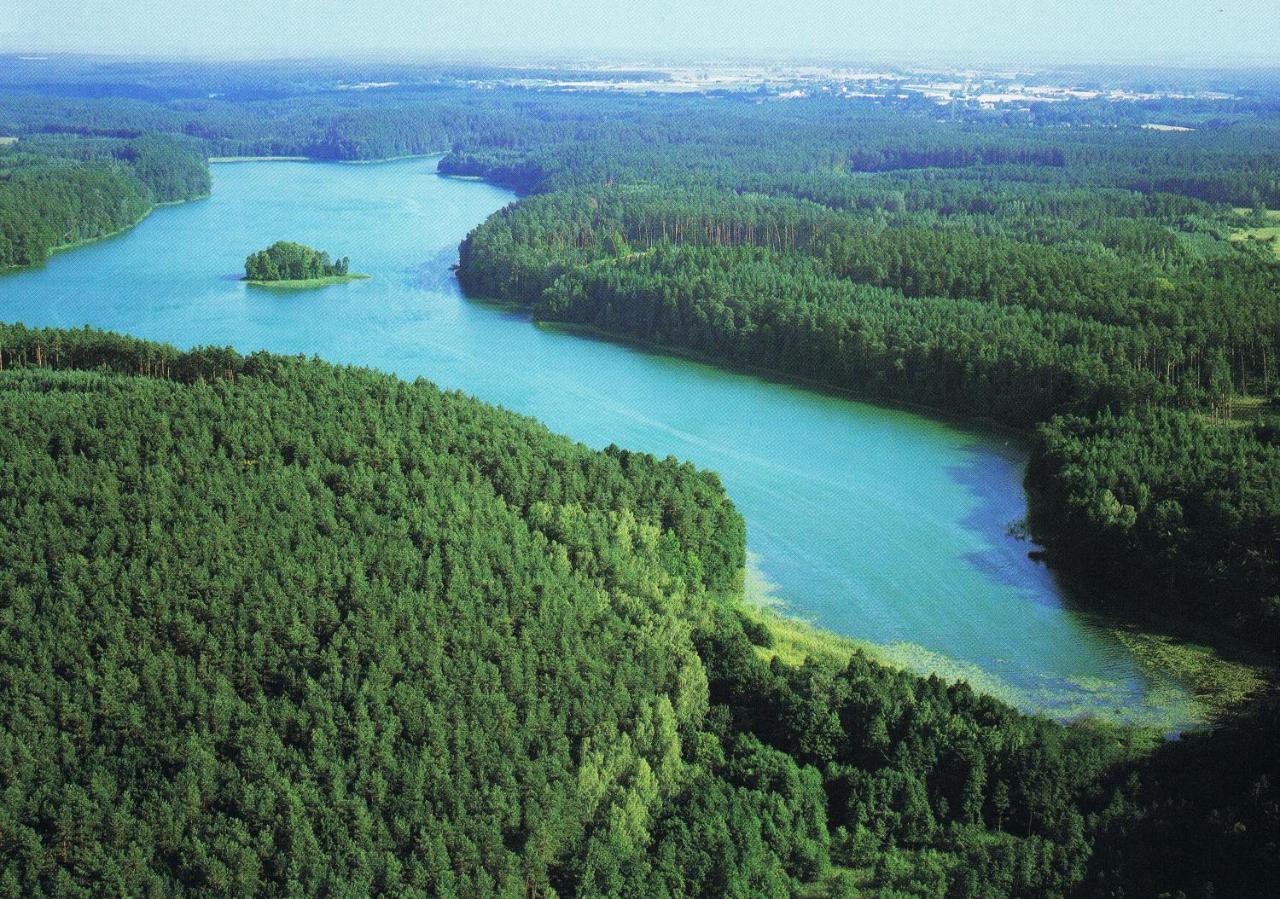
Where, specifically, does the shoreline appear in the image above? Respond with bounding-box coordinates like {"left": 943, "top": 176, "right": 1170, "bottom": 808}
{"left": 538, "top": 319, "right": 1276, "bottom": 720}
{"left": 1, "top": 193, "right": 210, "bottom": 275}
{"left": 498, "top": 307, "right": 1034, "bottom": 444}
{"left": 15, "top": 156, "right": 1266, "bottom": 733}
{"left": 209, "top": 156, "right": 308, "bottom": 163}
{"left": 340, "top": 152, "right": 446, "bottom": 165}
{"left": 9, "top": 152, "right": 447, "bottom": 274}
{"left": 245, "top": 273, "right": 370, "bottom": 289}
{"left": 50, "top": 194, "right": 211, "bottom": 257}
{"left": 457, "top": 302, "right": 1275, "bottom": 728}
{"left": 738, "top": 594, "right": 1269, "bottom": 735}
{"left": 210, "top": 152, "right": 445, "bottom": 165}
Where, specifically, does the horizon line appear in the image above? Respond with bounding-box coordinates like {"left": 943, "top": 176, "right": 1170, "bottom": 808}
{"left": 3, "top": 47, "right": 1279, "bottom": 74}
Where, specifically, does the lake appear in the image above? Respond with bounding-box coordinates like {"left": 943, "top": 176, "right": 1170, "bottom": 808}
{"left": 0, "top": 158, "right": 1199, "bottom": 727}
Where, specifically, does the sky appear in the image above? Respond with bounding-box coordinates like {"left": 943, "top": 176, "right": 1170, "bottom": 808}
{"left": 1, "top": 1, "right": 1276, "bottom": 67}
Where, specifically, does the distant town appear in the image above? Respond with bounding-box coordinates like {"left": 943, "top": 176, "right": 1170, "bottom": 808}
{"left": 430, "top": 62, "right": 1246, "bottom": 109}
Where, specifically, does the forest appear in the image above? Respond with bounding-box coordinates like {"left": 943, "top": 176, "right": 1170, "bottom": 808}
{"left": 244, "top": 241, "right": 352, "bottom": 283}
{"left": 0, "top": 324, "right": 1275, "bottom": 897}
{"left": 0, "top": 134, "right": 209, "bottom": 269}
{"left": 1028, "top": 409, "right": 1280, "bottom": 643}
{"left": 1, "top": 64, "right": 1279, "bottom": 895}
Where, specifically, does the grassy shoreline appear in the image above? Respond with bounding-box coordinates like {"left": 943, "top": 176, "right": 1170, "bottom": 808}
{"left": 244, "top": 273, "right": 370, "bottom": 289}
{"left": 737, "top": 592, "right": 1271, "bottom": 733}
{"left": 740, "top": 550, "right": 1268, "bottom": 733}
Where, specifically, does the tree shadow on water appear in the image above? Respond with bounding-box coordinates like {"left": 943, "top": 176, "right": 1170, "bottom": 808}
{"left": 406, "top": 249, "right": 535, "bottom": 323}
{"left": 943, "top": 439, "right": 1088, "bottom": 612}
{"left": 405, "top": 247, "right": 463, "bottom": 293}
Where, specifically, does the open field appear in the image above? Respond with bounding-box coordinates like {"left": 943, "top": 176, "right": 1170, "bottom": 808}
{"left": 1230, "top": 208, "right": 1280, "bottom": 258}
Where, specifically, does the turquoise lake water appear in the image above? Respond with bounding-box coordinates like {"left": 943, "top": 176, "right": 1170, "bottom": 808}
{"left": 0, "top": 158, "right": 1199, "bottom": 726}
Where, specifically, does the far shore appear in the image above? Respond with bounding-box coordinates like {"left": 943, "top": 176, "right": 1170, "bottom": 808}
{"left": 209, "top": 156, "right": 308, "bottom": 163}
{"left": 210, "top": 152, "right": 445, "bottom": 165}
{"left": 340, "top": 152, "right": 445, "bottom": 164}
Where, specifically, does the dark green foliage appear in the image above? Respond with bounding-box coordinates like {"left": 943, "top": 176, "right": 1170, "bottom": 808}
{"left": 534, "top": 243, "right": 1161, "bottom": 426}
{"left": 637, "top": 734, "right": 829, "bottom": 897}
{"left": 695, "top": 607, "right": 1111, "bottom": 896}
{"left": 3, "top": 68, "right": 1280, "bottom": 895}
{"left": 735, "top": 609, "right": 773, "bottom": 648}
{"left": 1029, "top": 408, "right": 1280, "bottom": 646}
{"left": 457, "top": 184, "right": 1279, "bottom": 426}
{"left": 244, "top": 241, "right": 351, "bottom": 281}
{"left": 699, "top": 608, "right": 1280, "bottom": 898}
{"left": 0, "top": 325, "right": 757, "bottom": 896}
{"left": 0, "top": 134, "right": 209, "bottom": 269}
{"left": 1085, "top": 693, "right": 1280, "bottom": 897}
{"left": 0, "top": 326, "right": 1275, "bottom": 897}
{"left": 118, "top": 135, "right": 212, "bottom": 203}
{"left": 0, "top": 161, "right": 150, "bottom": 267}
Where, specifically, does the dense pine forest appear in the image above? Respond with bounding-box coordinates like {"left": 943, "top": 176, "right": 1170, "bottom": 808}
{"left": 0, "top": 134, "right": 209, "bottom": 268}
{"left": 0, "top": 325, "right": 1275, "bottom": 897}
{"left": 2, "top": 61, "right": 1279, "bottom": 895}
{"left": 244, "top": 241, "right": 353, "bottom": 283}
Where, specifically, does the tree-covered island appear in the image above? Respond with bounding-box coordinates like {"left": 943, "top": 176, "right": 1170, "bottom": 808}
{"left": 243, "top": 240, "right": 368, "bottom": 287}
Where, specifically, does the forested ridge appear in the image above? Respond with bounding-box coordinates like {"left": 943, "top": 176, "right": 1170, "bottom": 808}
{"left": 0, "top": 325, "right": 1275, "bottom": 897}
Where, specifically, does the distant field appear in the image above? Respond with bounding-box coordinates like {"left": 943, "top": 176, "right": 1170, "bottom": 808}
{"left": 0, "top": 136, "right": 17, "bottom": 146}
{"left": 1230, "top": 209, "right": 1280, "bottom": 258}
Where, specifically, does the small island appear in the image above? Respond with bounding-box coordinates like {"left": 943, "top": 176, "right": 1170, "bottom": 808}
{"left": 243, "top": 241, "right": 369, "bottom": 288}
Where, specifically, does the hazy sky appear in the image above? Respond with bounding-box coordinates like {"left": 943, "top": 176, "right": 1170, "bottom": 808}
{"left": 1, "top": 1, "right": 1275, "bottom": 66}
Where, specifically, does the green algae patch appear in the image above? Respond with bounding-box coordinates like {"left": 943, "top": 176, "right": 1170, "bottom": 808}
{"left": 1107, "top": 627, "right": 1272, "bottom": 724}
